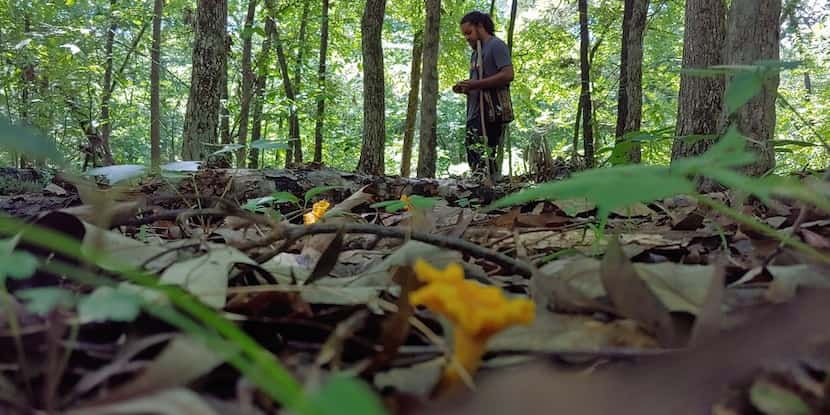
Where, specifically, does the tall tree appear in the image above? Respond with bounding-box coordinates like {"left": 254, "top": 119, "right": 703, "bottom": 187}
{"left": 248, "top": 9, "right": 276, "bottom": 168}
{"left": 313, "top": 0, "right": 330, "bottom": 163}
{"left": 614, "top": 0, "right": 649, "bottom": 164}
{"left": 671, "top": 0, "right": 726, "bottom": 163}
{"left": 220, "top": 0, "right": 231, "bottom": 145}
{"left": 236, "top": 0, "right": 258, "bottom": 167}
{"left": 578, "top": 0, "right": 594, "bottom": 168}
{"left": 357, "top": 0, "right": 387, "bottom": 175}
{"left": 181, "top": 0, "right": 226, "bottom": 160}
{"left": 290, "top": 0, "right": 310, "bottom": 164}
{"left": 150, "top": 0, "right": 163, "bottom": 172}
{"left": 267, "top": 0, "right": 301, "bottom": 167}
{"left": 503, "top": 0, "right": 518, "bottom": 177}
{"left": 416, "top": 0, "right": 439, "bottom": 178}
{"left": 99, "top": 0, "right": 117, "bottom": 166}
{"left": 400, "top": 30, "right": 423, "bottom": 177}
{"left": 719, "top": 0, "right": 782, "bottom": 176}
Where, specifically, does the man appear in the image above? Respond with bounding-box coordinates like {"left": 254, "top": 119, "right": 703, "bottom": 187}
{"left": 453, "top": 11, "right": 514, "bottom": 181}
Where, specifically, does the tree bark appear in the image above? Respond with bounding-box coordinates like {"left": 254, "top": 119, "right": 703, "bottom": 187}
{"left": 578, "top": 0, "right": 594, "bottom": 168}
{"left": 150, "top": 0, "right": 163, "bottom": 173}
{"left": 400, "top": 30, "right": 423, "bottom": 177}
{"left": 313, "top": 0, "right": 330, "bottom": 164}
{"left": 181, "top": 0, "right": 226, "bottom": 160}
{"left": 671, "top": 0, "right": 725, "bottom": 163}
{"left": 504, "top": 0, "right": 518, "bottom": 177}
{"left": 249, "top": 12, "right": 276, "bottom": 168}
{"left": 266, "top": 0, "right": 300, "bottom": 167}
{"left": 99, "top": 0, "right": 117, "bottom": 166}
{"left": 236, "top": 0, "right": 258, "bottom": 167}
{"left": 290, "top": 0, "right": 310, "bottom": 165}
{"left": 220, "top": 0, "right": 231, "bottom": 146}
{"left": 358, "top": 0, "right": 387, "bottom": 176}
{"left": 614, "top": 0, "right": 649, "bottom": 164}
{"left": 416, "top": 0, "right": 440, "bottom": 178}
{"left": 719, "top": 0, "right": 782, "bottom": 176}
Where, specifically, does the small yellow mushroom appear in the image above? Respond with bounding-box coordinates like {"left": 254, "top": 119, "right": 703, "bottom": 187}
{"left": 400, "top": 195, "right": 415, "bottom": 212}
{"left": 409, "top": 259, "right": 535, "bottom": 396}
{"left": 303, "top": 200, "right": 331, "bottom": 225}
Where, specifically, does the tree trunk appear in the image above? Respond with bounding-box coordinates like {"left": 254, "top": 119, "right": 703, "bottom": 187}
{"left": 504, "top": 0, "right": 518, "bottom": 177}
{"left": 400, "top": 30, "right": 423, "bottom": 177}
{"left": 150, "top": 0, "right": 163, "bottom": 173}
{"left": 358, "top": 0, "right": 387, "bottom": 176}
{"left": 181, "top": 0, "right": 226, "bottom": 160}
{"left": 249, "top": 11, "right": 276, "bottom": 168}
{"left": 614, "top": 0, "right": 649, "bottom": 164}
{"left": 19, "top": 14, "right": 32, "bottom": 169}
{"left": 236, "top": 0, "right": 258, "bottom": 167}
{"left": 416, "top": 0, "right": 440, "bottom": 178}
{"left": 290, "top": 0, "right": 310, "bottom": 165}
{"left": 578, "top": 0, "right": 594, "bottom": 168}
{"left": 220, "top": 0, "right": 231, "bottom": 146}
{"left": 266, "top": 0, "right": 300, "bottom": 168}
{"left": 313, "top": 0, "right": 330, "bottom": 164}
{"left": 671, "top": 0, "right": 725, "bottom": 163}
{"left": 99, "top": 0, "right": 117, "bottom": 166}
{"left": 719, "top": 0, "right": 781, "bottom": 176}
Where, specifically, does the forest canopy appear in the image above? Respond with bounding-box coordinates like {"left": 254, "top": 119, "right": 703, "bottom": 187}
{"left": 0, "top": 0, "right": 828, "bottom": 175}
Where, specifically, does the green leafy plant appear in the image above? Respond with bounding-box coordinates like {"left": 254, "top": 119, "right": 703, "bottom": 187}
{"left": 0, "top": 216, "right": 385, "bottom": 414}
{"left": 371, "top": 195, "right": 440, "bottom": 212}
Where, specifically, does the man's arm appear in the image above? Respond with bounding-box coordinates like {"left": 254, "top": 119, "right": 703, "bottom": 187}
{"left": 459, "top": 65, "right": 513, "bottom": 90}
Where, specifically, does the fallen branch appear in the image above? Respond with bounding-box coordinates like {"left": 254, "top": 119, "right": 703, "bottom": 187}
{"left": 256, "top": 223, "right": 536, "bottom": 278}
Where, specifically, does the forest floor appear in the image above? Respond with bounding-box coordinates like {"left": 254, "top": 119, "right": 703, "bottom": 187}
{"left": 1, "top": 165, "right": 830, "bottom": 414}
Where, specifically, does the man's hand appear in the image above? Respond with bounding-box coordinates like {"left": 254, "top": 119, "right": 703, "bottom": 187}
{"left": 452, "top": 82, "right": 469, "bottom": 94}
{"left": 458, "top": 79, "right": 480, "bottom": 91}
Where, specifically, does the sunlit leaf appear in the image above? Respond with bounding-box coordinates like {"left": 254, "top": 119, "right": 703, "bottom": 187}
{"left": 61, "top": 43, "right": 81, "bottom": 55}
{"left": 17, "top": 287, "right": 76, "bottom": 315}
{"left": 770, "top": 139, "right": 818, "bottom": 148}
{"left": 304, "top": 186, "right": 344, "bottom": 204}
{"left": 250, "top": 140, "right": 290, "bottom": 150}
{"left": 210, "top": 144, "right": 245, "bottom": 155}
{"left": 488, "top": 164, "right": 693, "bottom": 221}
{"left": 14, "top": 38, "right": 32, "bottom": 50}
{"left": 725, "top": 71, "right": 763, "bottom": 114}
{"left": 0, "top": 251, "right": 39, "bottom": 283}
{"left": 0, "top": 116, "right": 64, "bottom": 164}
{"left": 78, "top": 286, "right": 142, "bottom": 323}
{"left": 312, "top": 376, "right": 387, "bottom": 415}
{"left": 85, "top": 164, "right": 147, "bottom": 184}
{"left": 271, "top": 191, "right": 300, "bottom": 205}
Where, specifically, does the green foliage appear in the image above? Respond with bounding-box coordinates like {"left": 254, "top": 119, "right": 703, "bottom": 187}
{"left": 370, "top": 194, "right": 440, "bottom": 212}
{"left": 78, "top": 286, "right": 143, "bottom": 322}
{"left": 0, "top": 177, "right": 43, "bottom": 195}
{"left": 311, "top": 375, "right": 387, "bottom": 415}
{"left": 304, "top": 186, "right": 344, "bottom": 205}
{"left": 0, "top": 1, "right": 827, "bottom": 173}
{"left": 0, "top": 116, "right": 64, "bottom": 165}
{"left": 488, "top": 127, "right": 759, "bottom": 223}
{"left": 16, "top": 287, "right": 75, "bottom": 315}
{"left": 489, "top": 164, "right": 693, "bottom": 221}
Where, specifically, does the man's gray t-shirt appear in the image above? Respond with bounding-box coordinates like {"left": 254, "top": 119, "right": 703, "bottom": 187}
{"left": 467, "top": 36, "right": 512, "bottom": 122}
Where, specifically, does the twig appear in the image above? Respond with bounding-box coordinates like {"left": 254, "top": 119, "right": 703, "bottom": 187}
{"left": 254, "top": 223, "right": 536, "bottom": 278}
{"left": 762, "top": 169, "right": 830, "bottom": 267}
{"left": 114, "top": 208, "right": 228, "bottom": 227}
{"left": 695, "top": 195, "right": 830, "bottom": 264}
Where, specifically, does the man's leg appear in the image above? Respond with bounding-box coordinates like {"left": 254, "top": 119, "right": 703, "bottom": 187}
{"left": 485, "top": 122, "right": 504, "bottom": 179}
{"left": 465, "top": 119, "right": 486, "bottom": 173}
